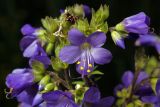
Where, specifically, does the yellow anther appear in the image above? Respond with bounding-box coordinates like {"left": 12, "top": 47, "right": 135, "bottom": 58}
{"left": 88, "top": 64, "right": 92, "bottom": 67}
{"left": 87, "top": 69, "right": 91, "bottom": 73}
{"left": 77, "top": 61, "right": 80, "bottom": 64}
{"left": 80, "top": 66, "right": 84, "bottom": 70}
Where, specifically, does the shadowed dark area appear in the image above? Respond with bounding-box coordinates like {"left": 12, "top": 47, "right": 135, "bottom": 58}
{"left": 0, "top": 0, "right": 160, "bottom": 106}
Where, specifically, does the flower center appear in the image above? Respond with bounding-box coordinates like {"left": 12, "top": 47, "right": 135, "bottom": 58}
{"left": 80, "top": 42, "right": 91, "bottom": 50}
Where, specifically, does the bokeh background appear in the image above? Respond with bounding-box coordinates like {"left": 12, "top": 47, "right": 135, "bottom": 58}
{"left": 0, "top": 0, "right": 160, "bottom": 106}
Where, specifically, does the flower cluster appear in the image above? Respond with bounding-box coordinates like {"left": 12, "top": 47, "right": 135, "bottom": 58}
{"left": 4, "top": 3, "right": 160, "bottom": 107}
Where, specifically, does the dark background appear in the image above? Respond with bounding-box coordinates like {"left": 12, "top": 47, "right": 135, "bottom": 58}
{"left": 0, "top": 0, "right": 160, "bottom": 106}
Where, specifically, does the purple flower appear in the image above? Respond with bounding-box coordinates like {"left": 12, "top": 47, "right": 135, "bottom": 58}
{"left": 59, "top": 28, "right": 112, "bottom": 75}
{"left": 20, "top": 24, "right": 50, "bottom": 67}
{"left": 6, "top": 68, "right": 44, "bottom": 107}
{"left": 28, "top": 46, "right": 51, "bottom": 68}
{"left": 116, "top": 12, "right": 150, "bottom": 34}
{"left": 83, "top": 5, "right": 91, "bottom": 17}
{"left": 142, "top": 79, "right": 160, "bottom": 107}
{"left": 17, "top": 84, "right": 44, "bottom": 107}
{"left": 83, "top": 87, "right": 114, "bottom": 107}
{"left": 20, "top": 24, "right": 43, "bottom": 58}
{"left": 42, "top": 90, "right": 78, "bottom": 107}
{"left": 135, "top": 34, "right": 160, "bottom": 54}
{"left": 111, "top": 31, "right": 125, "bottom": 49}
{"left": 5, "top": 68, "right": 34, "bottom": 97}
{"left": 114, "top": 71, "right": 152, "bottom": 97}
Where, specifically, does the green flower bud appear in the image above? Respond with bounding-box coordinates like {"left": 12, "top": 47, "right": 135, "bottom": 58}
{"left": 54, "top": 86, "right": 58, "bottom": 90}
{"left": 145, "top": 57, "right": 158, "bottom": 74}
{"left": 44, "top": 83, "right": 55, "bottom": 92}
{"left": 116, "top": 99, "right": 125, "bottom": 106}
{"left": 34, "top": 73, "right": 43, "bottom": 82}
{"left": 51, "top": 57, "right": 68, "bottom": 72}
{"left": 31, "top": 60, "right": 45, "bottom": 74}
{"left": 41, "top": 16, "right": 58, "bottom": 33}
{"left": 117, "top": 91, "right": 122, "bottom": 97}
{"left": 126, "top": 103, "right": 134, "bottom": 107}
{"left": 73, "top": 4, "right": 83, "bottom": 17}
{"left": 46, "top": 43, "right": 54, "bottom": 54}
{"left": 134, "top": 100, "right": 143, "bottom": 106}
{"left": 39, "top": 75, "right": 51, "bottom": 86}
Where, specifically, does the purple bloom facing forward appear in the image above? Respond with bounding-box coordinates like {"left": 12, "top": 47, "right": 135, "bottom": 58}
{"left": 42, "top": 90, "right": 78, "bottom": 107}
{"left": 60, "top": 28, "right": 112, "bottom": 75}
{"left": 5, "top": 68, "right": 34, "bottom": 97}
{"left": 135, "top": 34, "right": 160, "bottom": 54}
{"left": 142, "top": 79, "right": 160, "bottom": 107}
{"left": 117, "top": 12, "right": 150, "bottom": 34}
{"left": 83, "top": 87, "right": 114, "bottom": 107}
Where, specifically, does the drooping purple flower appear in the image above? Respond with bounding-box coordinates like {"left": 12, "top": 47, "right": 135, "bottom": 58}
{"left": 20, "top": 24, "right": 43, "bottom": 58}
{"left": 5, "top": 68, "right": 34, "bottom": 97}
{"left": 20, "top": 24, "right": 50, "bottom": 67}
{"left": 6, "top": 68, "right": 44, "bottom": 107}
{"left": 114, "top": 71, "right": 152, "bottom": 97}
{"left": 142, "top": 79, "right": 160, "bottom": 107}
{"left": 59, "top": 28, "right": 112, "bottom": 76}
{"left": 111, "top": 31, "right": 126, "bottom": 49}
{"left": 135, "top": 34, "right": 160, "bottom": 54}
{"left": 83, "top": 87, "right": 114, "bottom": 107}
{"left": 17, "top": 84, "right": 44, "bottom": 107}
{"left": 42, "top": 90, "right": 78, "bottom": 107}
{"left": 28, "top": 46, "right": 51, "bottom": 68}
{"left": 116, "top": 12, "right": 150, "bottom": 34}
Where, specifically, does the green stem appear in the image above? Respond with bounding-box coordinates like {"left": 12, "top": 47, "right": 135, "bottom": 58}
{"left": 64, "top": 69, "right": 73, "bottom": 89}
{"left": 83, "top": 75, "right": 95, "bottom": 87}
{"left": 48, "top": 71, "right": 70, "bottom": 89}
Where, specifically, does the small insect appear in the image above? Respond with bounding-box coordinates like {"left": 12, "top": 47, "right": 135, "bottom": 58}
{"left": 65, "top": 12, "right": 78, "bottom": 24}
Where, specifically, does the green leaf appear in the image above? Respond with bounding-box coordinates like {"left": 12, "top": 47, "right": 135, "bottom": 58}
{"left": 90, "top": 5, "right": 109, "bottom": 26}
{"left": 91, "top": 5, "right": 109, "bottom": 23}
{"left": 73, "top": 19, "right": 90, "bottom": 35}
{"left": 90, "top": 21, "right": 108, "bottom": 33}
{"left": 89, "top": 70, "right": 104, "bottom": 76}
{"left": 44, "top": 33, "right": 56, "bottom": 43}
{"left": 72, "top": 81, "right": 85, "bottom": 85}
{"left": 55, "top": 39, "right": 69, "bottom": 57}
{"left": 150, "top": 78, "right": 158, "bottom": 93}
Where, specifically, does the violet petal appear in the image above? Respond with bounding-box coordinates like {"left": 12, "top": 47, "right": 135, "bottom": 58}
{"left": 91, "top": 48, "right": 112, "bottom": 64}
